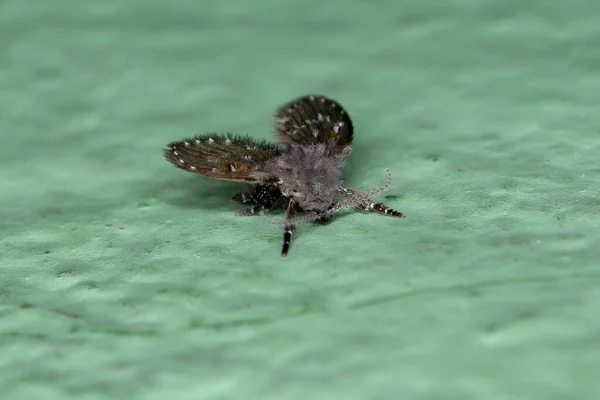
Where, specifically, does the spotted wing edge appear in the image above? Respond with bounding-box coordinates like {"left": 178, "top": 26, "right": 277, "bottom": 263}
{"left": 273, "top": 94, "right": 355, "bottom": 148}
{"left": 163, "top": 133, "right": 283, "bottom": 183}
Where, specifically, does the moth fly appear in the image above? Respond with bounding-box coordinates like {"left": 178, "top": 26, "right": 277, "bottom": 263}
{"left": 164, "top": 94, "right": 405, "bottom": 257}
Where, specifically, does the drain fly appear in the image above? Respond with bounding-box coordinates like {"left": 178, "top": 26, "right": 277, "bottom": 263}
{"left": 164, "top": 95, "right": 405, "bottom": 257}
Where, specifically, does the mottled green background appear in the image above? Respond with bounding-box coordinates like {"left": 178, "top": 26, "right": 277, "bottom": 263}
{"left": 1, "top": 0, "right": 599, "bottom": 399}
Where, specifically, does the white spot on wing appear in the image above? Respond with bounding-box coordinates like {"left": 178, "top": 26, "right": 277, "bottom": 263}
{"left": 332, "top": 122, "right": 344, "bottom": 134}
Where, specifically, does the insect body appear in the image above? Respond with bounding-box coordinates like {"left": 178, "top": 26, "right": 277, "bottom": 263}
{"left": 164, "top": 95, "right": 405, "bottom": 257}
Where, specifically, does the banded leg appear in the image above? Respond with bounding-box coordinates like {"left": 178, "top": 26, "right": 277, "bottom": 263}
{"left": 366, "top": 202, "right": 406, "bottom": 218}
{"left": 313, "top": 203, "right": 341, "bottom": 224}
{"left": 281, "top": 222, "right": 296, "bottom": 257}
{"left": 346, "top": 188, "right": 406, "bottom": 218}
{"left": 281, "top": 199, "right": 297, "bottom": 257}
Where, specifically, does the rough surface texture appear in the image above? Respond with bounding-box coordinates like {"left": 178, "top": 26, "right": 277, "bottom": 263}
{"left": 1, "top": 1, "right": 599, "bottom": 399}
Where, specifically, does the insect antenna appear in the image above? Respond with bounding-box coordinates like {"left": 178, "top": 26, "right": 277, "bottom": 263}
{"left": 363, "top": 168, "right": 393, "bottom": 198}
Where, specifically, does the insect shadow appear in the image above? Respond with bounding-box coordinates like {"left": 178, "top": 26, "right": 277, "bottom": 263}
{"left": 161, "top": 177, "right": 245, "bottom": 211}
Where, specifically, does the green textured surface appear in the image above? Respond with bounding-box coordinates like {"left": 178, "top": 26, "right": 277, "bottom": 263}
{"left": 1, "top": 0, "right": 599, "bottom": 399}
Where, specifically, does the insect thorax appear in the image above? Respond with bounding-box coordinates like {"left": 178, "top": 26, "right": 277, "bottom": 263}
{"left": 255, "top": 142, "right": 350, "bottom": 212}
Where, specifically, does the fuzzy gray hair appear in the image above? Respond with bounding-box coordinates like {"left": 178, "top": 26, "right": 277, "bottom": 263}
{"left": 252, "top": 141, "right": 351, "bottom": 211}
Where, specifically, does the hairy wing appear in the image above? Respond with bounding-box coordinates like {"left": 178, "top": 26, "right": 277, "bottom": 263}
{"left": 163, "top": 134, "right": 282, "bottom": 182}
{"left": 274, "top": 95, "right": 354, "bottom": 147}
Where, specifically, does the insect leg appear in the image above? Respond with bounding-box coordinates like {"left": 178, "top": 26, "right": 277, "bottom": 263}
{"left": 233, "top": 184, "right": 284, "bottom": 217}
{"left": 236, "top": 206, "right": 266, "bottom": 216}
{"left": 231, "top": 191, "right": 256, "bottom": 204}
{"left": 365, "top": 202, "right": 406, "bottom": 218}
{"left": 281, "top": 199, "right": 297, "bottom": 257}
{"left": 345, "top": 188, "right": 406, "bottom": 218}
